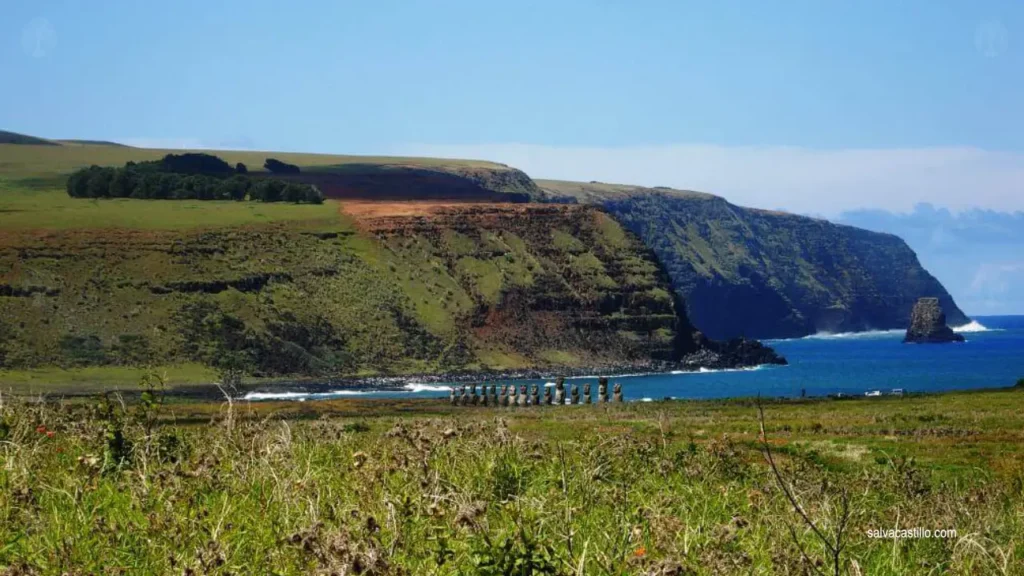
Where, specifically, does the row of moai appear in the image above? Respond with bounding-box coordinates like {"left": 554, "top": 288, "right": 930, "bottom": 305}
{"left": 448, "top": 377, "right": 623, "bottom": 406}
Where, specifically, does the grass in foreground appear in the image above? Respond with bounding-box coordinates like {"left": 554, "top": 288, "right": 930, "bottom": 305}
{"left": 2, "top": 388, "right": 1023, "bottom": 575}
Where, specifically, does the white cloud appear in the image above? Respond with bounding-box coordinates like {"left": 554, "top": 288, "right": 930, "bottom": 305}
{"left": 969, "top": 262, "right": 1024, "bottom": 294}
{"left": 394, "top": 143, "right": 1024, "bottom": 216}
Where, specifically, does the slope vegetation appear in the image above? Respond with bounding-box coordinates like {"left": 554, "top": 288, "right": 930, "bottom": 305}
{"left": 1, "top": 169, "right": 685, "bottom": 377}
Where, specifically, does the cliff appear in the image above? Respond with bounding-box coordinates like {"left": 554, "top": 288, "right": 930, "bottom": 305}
{"left": 904, "top": 298, "right": 965, "bottom": 343}
{"left": 538, "top": 181, "right": 969, "bottom": 340}
{"left": 0, "top": 202, "right": 699, "bottom": 376}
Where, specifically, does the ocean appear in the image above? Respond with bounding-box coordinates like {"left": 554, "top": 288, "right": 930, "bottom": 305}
{"left": 242, "top": 316, "right": 1024, "bottom": 402}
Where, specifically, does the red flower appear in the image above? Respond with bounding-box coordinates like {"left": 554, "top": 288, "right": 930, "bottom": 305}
{"left": 46, "top": 431, "right": 55, "bottom": 439}
{"left": 36, "top": 425, "right": 47, "bottom": 434}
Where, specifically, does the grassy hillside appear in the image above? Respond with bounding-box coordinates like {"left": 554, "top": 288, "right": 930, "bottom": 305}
{"left": 0, "top": 130, "right": 60, "bottom": 146}
{"left": 0, "top": 140, "right": 537, "bottom": 206}
{"left": 0, "top": 140, "right": 684, "bottom": 383}
{"left": 0, "top": 201, "right": 681, "bottom": 381}
{"left": 539, "top": 180, "right": 969, "bottom": 339}
{"left": 3, "top": 387, "right": 1023, "bottom": 574}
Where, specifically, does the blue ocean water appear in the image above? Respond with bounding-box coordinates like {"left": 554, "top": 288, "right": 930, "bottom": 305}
{"left": 243, "top": 316, "right": 1024, "bottom": 402}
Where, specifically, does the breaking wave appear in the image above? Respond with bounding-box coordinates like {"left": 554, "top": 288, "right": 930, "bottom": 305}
{"left": 952, "top": 320, "right": 996, "bottom": 333}
{"left": 799, "top": 329, "right": 905, "bottom": 340}
{"left": 241, "top": 389, "right": 374, "bottom": 401}
{"left": 403, "top": 383, "right": 452, "bottom": 393}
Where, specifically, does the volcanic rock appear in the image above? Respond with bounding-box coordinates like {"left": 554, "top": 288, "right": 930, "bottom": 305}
{"left": 904, "top": 298, "right": 965, "bottom": 344}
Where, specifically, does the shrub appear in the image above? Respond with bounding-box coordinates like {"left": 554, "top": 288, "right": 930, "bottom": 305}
{"left": 161, "top": 153, "right": 235, "bottom": 175}
{"left": 252, "top": 179, "right": 286, "bottom": 202}
{"left": 59, "top": 334, "right": 107, "bottom": 366}
{"left": 1016, "top": 378, "right": 1024, "bottom": 388}
{"left": 264, "top": 157, "right": 301, "bottom": 174}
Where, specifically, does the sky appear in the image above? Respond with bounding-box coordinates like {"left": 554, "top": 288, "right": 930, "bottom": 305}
{"left": 3, "top": 0, "right": 1023, "bottom": 312}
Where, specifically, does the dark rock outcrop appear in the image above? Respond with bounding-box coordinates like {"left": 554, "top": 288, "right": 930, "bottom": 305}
{"left": 681, "top": 332, "right": 789, "bottom": 370}
{"left": 904, "top": 298, "right": 965, "bottom": 344}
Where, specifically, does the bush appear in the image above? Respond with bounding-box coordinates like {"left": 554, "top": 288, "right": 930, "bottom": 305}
{"left": 65, "top": 155, "right": 322, "bottom": 204}
{"left": 112, "top": 334, "right": 152, "bottom": 366}
{"left": 1016, "top": 378, "right": 1024, "bottom": 388}
{"left": 264, "top": 158, "right": 300, "bottom": 174}
{"left": 60, "top": 334, "right": 107, "bottom": 366}
{"left": 251, "top": 179, "right": 284, "bottom": 202}
{"left": 160, "top": 153, "right": 235, "bottom": 175}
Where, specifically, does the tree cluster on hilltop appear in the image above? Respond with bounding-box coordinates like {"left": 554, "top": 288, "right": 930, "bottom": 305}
{"left": 65, "top": 153, "right": 323, "bottom": 204}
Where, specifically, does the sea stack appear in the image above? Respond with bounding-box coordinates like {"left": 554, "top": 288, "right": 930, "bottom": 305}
{"left": 904, "top": 298, "right": 965, "bottom": 344}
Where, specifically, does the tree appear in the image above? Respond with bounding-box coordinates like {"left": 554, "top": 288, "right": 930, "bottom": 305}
{"left": 217, "top": 175, "right": 251, "bottom": 201}
{"left": 86, "top": 167, "right": 115, "bottom": 198}
{"left": 252, "top": 179, "right": 285, "bottom": 202}
{"left": 161, "top": 153, "right": 235, "bottom": 175}
{"left": 306, "top": 185, "right": 325, "bottom": 204}
{"left": 66, "top": 169, "right": 91, "bottom": 198}
{"left": 263, "top": 158, "right": 300, "bottom": 174}
{"left": 282, "top": 183, "right": 309, "bottom": 203}
{"left": 235, "top": 162, "right": 248, "bottom": 174}
{"left": 108, "top": 169, "right": 133, "bottom": 198}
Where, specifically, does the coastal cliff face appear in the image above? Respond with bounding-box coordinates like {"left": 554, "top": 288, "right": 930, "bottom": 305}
{"left": 904, "top": 297, "right": 965, "bottom": 344}
{"left": 0, "top": 204, "right": 696, "bottom": 376}
{"left": 538, "top": 181, "right": 969, "bottom": 340}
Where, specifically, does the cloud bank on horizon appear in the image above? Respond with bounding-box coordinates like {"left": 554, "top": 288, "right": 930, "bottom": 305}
{"left": 396, "top": 143, "right": 1024, "bottom": 217}
{"left": 839, "top": 205, "right": 1024, "bottom": 317}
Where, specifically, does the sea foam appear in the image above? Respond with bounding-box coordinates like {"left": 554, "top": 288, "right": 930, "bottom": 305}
{"left": 952, "top": 320, "right": 995, "bottom": 333}
{"left": 403, "top": 383, "right": 452, "bottom": 393}
{"left": 799, "top": 329, "right": 905, "bottom": 340}
{"left": 241, "top": 389, "right": 373, "bottom": 401}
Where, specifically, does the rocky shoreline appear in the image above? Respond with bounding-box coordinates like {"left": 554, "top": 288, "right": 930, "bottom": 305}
{"left": 228, "top": 338, "right": 788, "bottom": 399}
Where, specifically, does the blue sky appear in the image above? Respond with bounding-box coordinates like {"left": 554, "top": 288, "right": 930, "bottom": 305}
{"left": 3, "top": 0, "right": 1023, "bottom": 312}
{"left": 4, "top": 0, "right": 1022, "bottom": 153}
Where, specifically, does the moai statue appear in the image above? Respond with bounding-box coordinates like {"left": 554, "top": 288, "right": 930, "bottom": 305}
{"left": 490, "top": 384, "right": 499, "bottom": 406}
{"left": 598, "top": 377, "right": 609, "bottom": 403}
{"left": 570, "top": 384, "right": 580, "bottom": 405}
{"left": 583, "top": 383, "right": 592, "bottom": 404}
{"left": 480, "top": 384, "right": 489, "bottom": 407}
{"left": 460, "top": 385, "right": 470, "bottom": 406}
{"left": 498, "top": 385, "right": 508, "bottom": 407}
{"left": 554, "top": 378, "right": 566, "bottom": 405}
{"left": 470, "top": 385, "right": 480, "bottom": 406}
{"left": 613, "top": 382, "right": 623, "bottom": 403}
{"left": 530, "top": 384, "right": 540, "bottom": 406}
{"left": 543, "top": 386, "right": 553, "bottom": 405}
{"left": 449, "top": 386, "right": 458, "bottom": 406}
{"left": 517, "top": 385, "right": 528, "bottom": 407}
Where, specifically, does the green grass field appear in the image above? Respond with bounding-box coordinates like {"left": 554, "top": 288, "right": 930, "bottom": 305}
{"left": 2, "top": 387, "right": 1023, "bottom": 574}
{"left": 0, "top": 140, "right": 504, "bottom": 231}
{"left": 0, "top": 186, "right": 340, "bottom": 230}
{"left": 0, "top": 141, "right": 505, "bottom": 180}
{"left": 0, "top": 364, "right": 218, "bottom": 395}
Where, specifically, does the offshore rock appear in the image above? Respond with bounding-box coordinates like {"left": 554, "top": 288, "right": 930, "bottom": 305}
{"left": 904, "top": 298, "right": 965, "bottom": 344}
{"left": 680, "top": 333, "right": 789, "bottom": 370}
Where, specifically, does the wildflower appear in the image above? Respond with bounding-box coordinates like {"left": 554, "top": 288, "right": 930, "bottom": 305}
{"left": 36, "top": 425, "right": 47, "bottom": 434}
{"left": 46, "top": 431, "right": 55, "bottom": 439}
{"left": 634, "top": 546, "right": 647, "bottom": 557}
